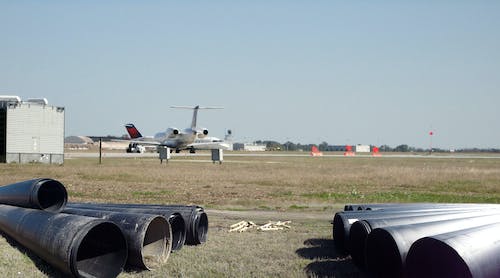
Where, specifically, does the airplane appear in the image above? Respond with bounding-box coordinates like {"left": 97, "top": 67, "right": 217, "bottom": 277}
{"left": 125, "top": 106, "right": 230, "bottom": 153}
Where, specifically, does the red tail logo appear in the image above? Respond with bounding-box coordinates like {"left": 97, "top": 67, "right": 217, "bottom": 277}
{"left": 125, "top": 124, "right": 143, "bottom": 139}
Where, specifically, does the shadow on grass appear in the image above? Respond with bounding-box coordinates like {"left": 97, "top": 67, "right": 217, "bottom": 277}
{"left": 297, "top": 238, "right": 368, "bottom": 278}
{"left": 0, "top": 231, "right": 67, "bottom": 277}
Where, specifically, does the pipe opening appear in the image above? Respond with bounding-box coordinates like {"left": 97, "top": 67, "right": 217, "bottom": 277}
{"left": 406, "top": 238, "right": 472, "bottom": 278}
{"left": 142, "top": 216, "right": 171, "bottom": 269}
{"left": 37, "top": 179, "right": 68, "bottom": 212}
{"left": 169, "top": 214, "right": 186, "bottom": 251}
{"left": 74, "top": 222, "right": 127, "bottom": 278}
{"left": 194, "top": 212, "right": 208, "bottom": 244}
{"left": 332, "top": 214, "right": 347, "bottom": 251}
{"left": 348, "top": 220, "right": 372, "bottom": 267}
{"left": 365, "top": 229, "right": 402, "bottom": 278}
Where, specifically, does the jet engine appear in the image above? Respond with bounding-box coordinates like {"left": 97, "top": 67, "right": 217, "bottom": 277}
{"left": 197, "top": 128, "right": 209, "bottom": 138}
{"left": 166, "top": 128, "right": 180, "bottom": 135}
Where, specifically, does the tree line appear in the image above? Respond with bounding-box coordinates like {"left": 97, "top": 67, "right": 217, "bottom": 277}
{"left": 254, "top": 140, "right": 500, "bottom": 153}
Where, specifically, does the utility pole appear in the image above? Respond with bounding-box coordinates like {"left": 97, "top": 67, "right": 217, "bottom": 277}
{"left": 429, "top": 131, "right": 434, "bottom": 154}
{"left": 99, "top": 138, "right": 102, "bottom": 164}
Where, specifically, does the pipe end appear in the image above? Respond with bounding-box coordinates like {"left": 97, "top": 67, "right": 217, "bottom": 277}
{"left": 406, "top": 237, "right": 472, "bottom": 278}
{"left": 365, "top": 228, "right": 403, "bottom": 277}
{"left": 71, "top": 221, "right": 127, "bottom": 278}
{"left": 349, "top": 220, "right": 372, "bottom": 267}
{"left": 141, "top": 216, "right": 172, "bottom": 269}
{"left": 169, "top": 213, "right": 186, "bottom": 251}
{"left": 35, "top": 179, "right": 68, "bottom": 212}
{"left": 332, "top": 213, "right": 347, "bottom": 252}
{"left": 194, "top": 211, "right": 209, "bottom": 245}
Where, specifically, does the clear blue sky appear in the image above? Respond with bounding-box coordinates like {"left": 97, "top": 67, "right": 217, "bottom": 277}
{"left": 1, "top": 1, "right": 499, "bottom": 149}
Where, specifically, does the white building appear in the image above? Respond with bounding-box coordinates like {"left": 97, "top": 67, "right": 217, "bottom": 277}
{"left": 233, "top": 142, "right": 267, "bottom": 151}
{"left": 0, "top": 96, "right": 65, "bottom": 164}
{"left": 355, "top": 144, "right": 371, "bottom": 153}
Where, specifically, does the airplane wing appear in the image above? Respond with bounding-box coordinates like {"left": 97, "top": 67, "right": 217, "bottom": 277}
{"left": 111, "top": 138, "right": 161, "bottom": 146}
{"left": 170, "top": 106, "right": 223, "bottom": 110}
{"left": 187, "top": 141, "right": 231, "bottom": 150}
{"left": 129, "top": 140, "right": 161, "bottom": 146}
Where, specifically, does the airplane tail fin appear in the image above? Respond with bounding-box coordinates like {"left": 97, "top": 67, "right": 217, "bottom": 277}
{"left": 125, "top": 123, "right": 143, "bottom": 139}
{"left": 191, "top": 106, "right": 199, "bottom": 129}
{"left": 311, "top": 145, "right": 323, "bottom": 156}
{"left": 170, "top": 105, "right": 223, "bottom": 129}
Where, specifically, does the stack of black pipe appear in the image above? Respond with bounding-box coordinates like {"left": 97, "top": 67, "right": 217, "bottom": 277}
{"left": 65, "top": 202, "right": 209, "bottom": 250}
{"left": 333, "top": 203, "right": 500, "bottom": 278}
{"left": 0, "top": 178, "right": 209, "bottom": 277}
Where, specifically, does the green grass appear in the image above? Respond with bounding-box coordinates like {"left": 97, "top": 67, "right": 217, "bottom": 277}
{"left": 269, "top": 190, "right": 294, "bottom": 198}
{"left": 131, "top": 190, "right": 173, "bottom": 197}
{"left": 302, "top": 190, "right": 500, "bottom": 203}
{"left": 289, "top": 204, "right": 309, "bottom": 210}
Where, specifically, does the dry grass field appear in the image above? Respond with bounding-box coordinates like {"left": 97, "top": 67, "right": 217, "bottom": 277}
{"left": 1, "top": 152, "right": 499, "bottom": 277}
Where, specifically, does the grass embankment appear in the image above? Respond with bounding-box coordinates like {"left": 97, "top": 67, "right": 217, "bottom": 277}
{"left": 0, "top": 154, "right": 499, "bottom": 277}
{"left": 2, "top": 155, "right": 498, "bottom": 207}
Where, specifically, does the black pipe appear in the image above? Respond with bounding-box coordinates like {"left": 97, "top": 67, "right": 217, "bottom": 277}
{"left": 0, "top": 204, "right": 127, "bottom": 277}
{"left": 63, "top": 207, "right": 172, "bottom": 270}
{"left": 107, "top": 204, "right": 208, "bottom": 245}
{"left": 150, "top": 205, "right": 208, "bottom": 245}
{"left": 344, "top": 203, "right": 500, "bottom": 211}
{"left": 364, "top": 213, "right": 500, "bottom": 278}
{"left": 406, "top": 223, "right": 500, "bottom": 278}
{"left": 348, "top": 209, "right": 500, "bottom": 268}
{"left": 345, "top": 203, "right": 451, "bottom": 211}
{"left": 0, "top": 178, "right": 67, "bottom": 212}
{"left": 69, "top": 203, "right": 208, "bottom": 245}
{"left": 67, "top": 203, "right": 187, "bottom": 251}
{"left": 334, "top": 210, "right": 422, "bottom": 252}
{"left": 331, "top": 208, "right": 488, "bottom": 252}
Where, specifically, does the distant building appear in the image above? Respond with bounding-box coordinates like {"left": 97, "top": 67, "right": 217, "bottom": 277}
{"left": 233, "top": 142, "right": 267, "bottom": 151}
{"left": 64, "top": 136, "right": 94, "bottom": 144}
{"left": 0, "top": 96, "right": 65, "bottom": 164}
{"left": 64, "top": 136, "right": 94, "bottom": 150}
{"left": 355, "top": 144, "right": 371, "bottom": 153}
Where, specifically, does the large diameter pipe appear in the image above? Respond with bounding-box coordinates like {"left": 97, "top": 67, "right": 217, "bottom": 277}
{"left": 176, "top": 205, "right": 208, "bottom": 245}
{"left": 364, "top": 213, "right": 500, "bottom": 278}
{"left": 146, "top": 205, "right": 208, "bottom": 245}
{"left": 406, "top": 223, "right": 500, "bottom": 278}
{"left": 344, "top": 203, "right": 500, "bottom": 211}
{"left": 345, "top": 203, "right": 455, "bottom": 211}
{"left": 0, "top": 178, "right": 68, "bottom": 212}
{"left": 63, "top": 207, "right": 172, "bottom": 270}
{"left": 69, "top": 203, "right": 208, "bottom": 245}
{"left": 332, "top": 208, "right": 487, "bottom": 252}
{"left": 67, "top": 203, "right": 187, "bottom": 251}
{"left": 0, "top": 204, "right": 127, "bottom": 277}
{"left": 103, "top": 204, "right": 208, "bottom": 245}
{"left": 348, "top": 209, "right": 500, "bottom": 268}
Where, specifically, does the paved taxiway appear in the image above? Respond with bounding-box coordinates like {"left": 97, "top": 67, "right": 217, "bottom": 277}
{"left": 65, "top": 152, "right": 500, "bottom": 160}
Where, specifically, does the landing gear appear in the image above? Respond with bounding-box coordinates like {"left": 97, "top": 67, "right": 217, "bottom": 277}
{"left": 189, "top": 148, "right": 196, "bottom": 154}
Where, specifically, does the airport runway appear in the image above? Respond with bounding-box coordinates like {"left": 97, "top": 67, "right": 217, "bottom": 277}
{"left": 65, "top": 151, "right": 500, "bottom": 160}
